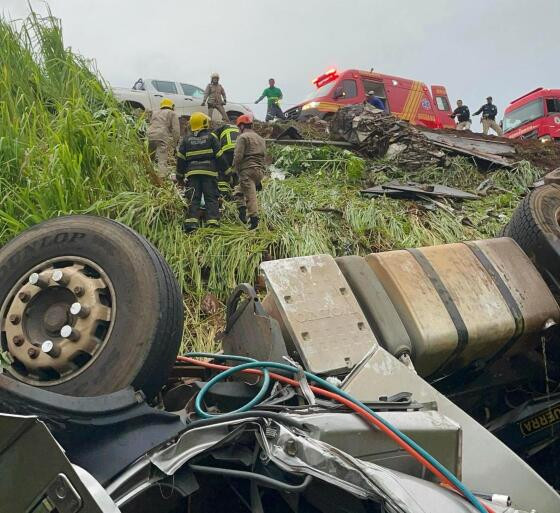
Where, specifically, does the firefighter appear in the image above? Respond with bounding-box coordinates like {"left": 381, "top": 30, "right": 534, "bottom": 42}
{"left": 473, "top": 96, "right": 503, "bottom": 136}
{"left": 176, "top": 112, "right": 221, "bottom": 232}
{"left": 202, "top": 73, "right": 229, "bottom": 122}
{"left": 232, "top": 115, "right": 266, "bottom": 229}
{"left": 255, "top": 78, "right": 284, "bottom": 121}
{"left": 214, "top": 123, "right": 240, "bottom": 200}
{"left": 147, "top": 98, "right": 180, "bottom": 178}
{"left": 450, "top": 100, "right": 471, "bottom": 130}
{"left": 366, "top": 91, "right": 385, "bottom": 111}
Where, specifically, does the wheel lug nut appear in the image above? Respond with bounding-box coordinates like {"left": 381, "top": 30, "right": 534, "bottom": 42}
{"left": 9, "top": 314, "right": 20, "bottom": 325}
{"left": 70, "top": 302, "right": 90, "bottom": 318}
{"left": 18, "top": 292, "right": 30, "bottom": 303}
{"left": 28, "top": 347, "right": 39, "bottom": 359}
{"left": 60, "top": 325, "right": 80, "bottom": 342}
{"left": 41, "top": 340, "right": 60, "bottom": 358}
{"left": 73, "top": 286, "right": 85, "bottom": 297}
{"left": 29, "top": 273, "right": 49, "bottom": 289}
{"left": 13, "top": 336, "right": 24, "bottom": 347}
{"left": 52, "top": 270, "right": 69, "bottom": 285}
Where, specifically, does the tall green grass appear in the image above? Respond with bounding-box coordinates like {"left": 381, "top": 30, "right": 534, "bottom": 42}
{"left": 0, "top": 12, "right": 543, "bottom": 352}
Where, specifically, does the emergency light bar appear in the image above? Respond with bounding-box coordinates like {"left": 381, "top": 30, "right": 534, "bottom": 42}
{"left": 312, "top": 69, "right": 339, "bottom": 88}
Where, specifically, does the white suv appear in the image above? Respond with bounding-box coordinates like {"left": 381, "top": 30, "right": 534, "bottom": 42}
{"left": 112, "top": 78, "right": 253, "bottom": 121}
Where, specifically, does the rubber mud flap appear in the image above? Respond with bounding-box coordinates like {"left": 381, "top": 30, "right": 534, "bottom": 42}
{"left": 505, "top": 184, "right": 560, "bottom": 295}
{"left": 336, "top": 256, "right": 412, "bottom": 358}
{"left": 0, "top": 215, "right": 184, "bottom": 398}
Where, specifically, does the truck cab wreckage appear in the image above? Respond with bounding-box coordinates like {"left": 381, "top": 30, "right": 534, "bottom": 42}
{"left": 1, "top": 212, "right": 560, "bottom": 513}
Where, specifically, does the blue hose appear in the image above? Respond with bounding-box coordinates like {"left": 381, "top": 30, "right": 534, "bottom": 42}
{"left": 192, "top": 353, "right": 271, "bottom": 417}
{"left": 188, "top": 352, "right": 489, "bottom": 513}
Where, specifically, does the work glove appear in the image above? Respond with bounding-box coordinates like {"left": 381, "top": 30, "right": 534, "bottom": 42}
{"left": 222, "top": 101, "right": 227, "bottom": 106}
{"left": 256, "top": 182, "right": 263, "bottom": 192}
{"left": 201, "top": 102, "right": 206, "bottom": 107}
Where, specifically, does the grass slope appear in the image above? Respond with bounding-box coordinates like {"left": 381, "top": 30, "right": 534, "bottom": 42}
{"left": 0, "top": 13, "right": 543, "bottom": 352}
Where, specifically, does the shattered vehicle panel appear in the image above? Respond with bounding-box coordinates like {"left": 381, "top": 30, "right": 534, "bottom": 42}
{"left": 1, "top": 413, "right": 524, "bottom": 513}
{"left": 1, "top": 215, "right": 559, "bottom": 513}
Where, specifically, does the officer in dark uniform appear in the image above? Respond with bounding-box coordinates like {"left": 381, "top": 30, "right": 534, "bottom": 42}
{"left": 214, "top": 123, "right": 240, "bottom": 200}
{"left": 473, "top": 97, "right": 503, "bottom": 136}
{"left": 450, "top": 100, "right": 471, "bottom": 130}
{"left": 176, "top": 112, "right": 221, "bottom": 232}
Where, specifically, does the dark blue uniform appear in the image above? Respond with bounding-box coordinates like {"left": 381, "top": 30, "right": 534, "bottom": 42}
{"left": 177, "top": 130, "right": 221, "bottom": 229}
{"left": 367, "top": 96, "right": 385, "bottom": 110}
{"left": 452, "top": 105, "right": 470, "bottom": 123}
{"left": 473, "top": 103, "right": 498, "bottom": 120}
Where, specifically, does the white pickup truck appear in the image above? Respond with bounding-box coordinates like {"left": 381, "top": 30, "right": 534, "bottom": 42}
{"left": 112, "top": 77, "right": 253, "bottom": 122}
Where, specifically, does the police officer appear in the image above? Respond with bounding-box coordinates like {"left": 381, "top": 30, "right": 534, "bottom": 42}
{"left": 214, "top": 123, "right": 240, "bottom": 203}
{"left": 176, "top": 112, "right": 221, "bottom": 232}
{"left": 473, "top": 96, "right": 503, "bottom": 136}
{"left": 450, "top": 100, "right": 471, "bottom": 130}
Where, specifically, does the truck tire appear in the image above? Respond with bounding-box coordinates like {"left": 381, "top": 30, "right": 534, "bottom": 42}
{"left": 505, "top": 184, "right": 560, "bottom": 295}
{"left": 0, "top": 215, "right": 183, "bottom": 398}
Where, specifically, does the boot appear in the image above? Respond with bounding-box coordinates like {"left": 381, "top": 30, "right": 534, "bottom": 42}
{"left": 238, "top": 206, "right": 247, "bottom": 224}
{"left": 248, "top": 216, "right": 259, "bottom": 230}
{"left": 182, "top": 222, "right": 198, "bottom": 234}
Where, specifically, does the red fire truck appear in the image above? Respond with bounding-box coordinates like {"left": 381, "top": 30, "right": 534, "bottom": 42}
{"left": 503, "top": 88, "right": 560, "bottom": 141}
{"left": 285, "top": 68, "right": 455, "bottom": 129}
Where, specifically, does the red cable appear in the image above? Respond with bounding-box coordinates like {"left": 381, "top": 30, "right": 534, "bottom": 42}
{"left": 178, "top": 356, "right": 494, "bottom": 513}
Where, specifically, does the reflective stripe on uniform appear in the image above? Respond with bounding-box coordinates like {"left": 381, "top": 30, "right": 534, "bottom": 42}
{"left": 184, "top": 218, "right": 198, "bottom": 223}
{"left": 206, "top": 219, "right": 219, "bottom": 226}
{"left": 186, "top": 148, "right": 214, "bottom": 157}
{"left": 177, "top": 152, "right": 186, "bottom": 160}
{"left": 218, "top": 181, "right": 232, "bottom": 192}
{"left": 185, "top": 169, "right": 218, "bottom": 178}
{"left": 216, "top": 127, "right": 238, "bottom": 157}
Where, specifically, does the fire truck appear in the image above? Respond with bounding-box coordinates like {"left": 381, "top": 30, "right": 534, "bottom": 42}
{"left": 285, "top": 68, "right": 455, "bottom": 129}
{"left": 503, "top": 88, "right": 560, "bottom": 141}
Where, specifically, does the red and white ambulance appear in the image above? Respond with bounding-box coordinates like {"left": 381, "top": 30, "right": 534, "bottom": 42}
{"left": 286, "top": 68, "right": 455, "bottom": 129}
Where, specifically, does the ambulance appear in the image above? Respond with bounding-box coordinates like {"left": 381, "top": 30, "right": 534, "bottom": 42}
{"left": 503, "top": 88, "right": 560, "bottom": 141}
{"left": 285, "top": 68, "right": 455, "bottom": 129}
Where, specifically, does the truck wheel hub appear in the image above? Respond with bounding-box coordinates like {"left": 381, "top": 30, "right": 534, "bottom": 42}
{"left": 1, "top": 257, "right": 116, "bottom": 386}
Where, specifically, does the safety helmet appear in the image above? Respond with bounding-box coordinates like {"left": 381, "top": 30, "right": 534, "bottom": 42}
{"left": 211, "top": 72, "right": 220, "bottom": 80}
{"left": 160, "top": 98, "right": 174, "bottom": 110}
{"left": 367, "top": 91, "right": 375, "bottom": 96}
{"left": 235, "top": 114, "right": 253, "bottom": 127}
{"left": 189, "top": 112, "right": 211, "bottom": 132}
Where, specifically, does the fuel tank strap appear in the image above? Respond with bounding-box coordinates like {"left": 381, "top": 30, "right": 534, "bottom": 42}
{"left": 407, "top": 248, "right": 468, "bottom": 374}
{"left": 464, "top": 242, "right": 525, "bottom": 362}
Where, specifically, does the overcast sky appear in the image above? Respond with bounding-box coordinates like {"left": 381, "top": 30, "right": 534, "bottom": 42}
{"left": 2, "top": 0, "right": 560, "bottom": 128}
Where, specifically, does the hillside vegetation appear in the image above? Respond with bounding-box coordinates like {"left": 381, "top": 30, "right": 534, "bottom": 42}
{"left": 0, "top": 13, "right": 542, "bottom": 351}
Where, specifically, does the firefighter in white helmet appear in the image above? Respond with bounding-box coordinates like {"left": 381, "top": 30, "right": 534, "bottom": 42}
{"left": 202, "top": 73, "right": 229, "bottom": 122}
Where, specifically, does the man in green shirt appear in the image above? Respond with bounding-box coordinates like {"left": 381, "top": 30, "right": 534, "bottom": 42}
{"left": 255, "top": 78, "right": 284, "bottom": 121}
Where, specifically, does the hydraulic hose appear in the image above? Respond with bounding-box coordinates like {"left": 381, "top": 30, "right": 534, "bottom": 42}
{"left": 180, "top": 353, "right": 494, "bottom": 513}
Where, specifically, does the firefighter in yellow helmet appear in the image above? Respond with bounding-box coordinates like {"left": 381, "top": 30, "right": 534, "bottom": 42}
{"left": 214, "top": 122, "right": 240, "bottom": 205}
{"left": 176, "top": 112, "right": 221, "bottom": 232}
{"left": 147, "top": 98, "right": 180, "bottom": 178}
{"left": 202, "top": 73, "right": 229, "bottom": 122}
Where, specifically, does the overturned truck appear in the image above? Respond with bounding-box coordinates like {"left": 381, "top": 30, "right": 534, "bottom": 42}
{"left": 2, "top": 186, "right": 560, "bottom": 513}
